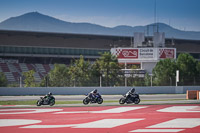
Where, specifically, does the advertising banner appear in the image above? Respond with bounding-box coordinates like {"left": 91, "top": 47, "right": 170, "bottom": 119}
{"left": 111, "top": 48, "right": 176, "bottom": 60}
{"left": 113, "top": 49, "right": 138, "bottom": 59}
{"left": 159, "top": 48, "right": 175, "bottom": 59}
{"left": 139, "top": 48, "right": 155, "bottom": 59}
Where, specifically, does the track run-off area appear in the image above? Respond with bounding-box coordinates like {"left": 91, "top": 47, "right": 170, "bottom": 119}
{"left": 0, "top": 104, "right": 200, "bottom": 133}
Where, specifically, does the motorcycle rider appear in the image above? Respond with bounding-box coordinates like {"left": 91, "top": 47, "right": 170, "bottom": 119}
{"left": 126, "top": 88, "right": 136, "bottom": 100}
{"left": 88, "top": 89, "right": 98, "bottom": 101}
{"left": 44, "top": 92, "right": 53, "bottom": 103}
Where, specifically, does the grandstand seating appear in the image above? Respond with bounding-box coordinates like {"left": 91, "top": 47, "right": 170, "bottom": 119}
{"left": 0, "top": 63, "right": 10, "bottom": 72}
{"left": 0, "top": 63, "right": 54, "bottom": 83}
{"left": 4, "top": 72, "right": 15, "bottom": 82}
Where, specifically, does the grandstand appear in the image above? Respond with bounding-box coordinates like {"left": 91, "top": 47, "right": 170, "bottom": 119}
{"left": 0, "top": 30, "right": 200, "bottom": 83}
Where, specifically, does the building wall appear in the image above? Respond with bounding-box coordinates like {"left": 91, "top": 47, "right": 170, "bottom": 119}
{"left": 142, "top": 62, "right": 157, "bottom": 74}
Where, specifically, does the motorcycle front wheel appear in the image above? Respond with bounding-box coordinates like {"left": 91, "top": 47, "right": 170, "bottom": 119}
{"left": 134, "top": 98, "right": 140, "bottom": 104}
{"left": 49, "top": 100, "right": 55, "bottom": 106}
{"left": 119, "top": 98, "right": 126, "bottom": 104}
{"left": 97, "top": 98, "right": 103, "bottom": 104}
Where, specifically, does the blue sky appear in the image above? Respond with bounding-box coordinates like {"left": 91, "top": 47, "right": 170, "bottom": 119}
{"left": 0, "top": 0, "right": 200, "bottom": 31}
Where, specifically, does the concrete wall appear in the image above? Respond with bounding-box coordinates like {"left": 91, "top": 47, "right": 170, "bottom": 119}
{"left": 0, "top": 86, "right": 200, "bottom": 96}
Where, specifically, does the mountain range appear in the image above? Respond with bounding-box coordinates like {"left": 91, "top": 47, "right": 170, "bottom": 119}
{"left": 0, "top": 12, "right": 200, "bottom": 40}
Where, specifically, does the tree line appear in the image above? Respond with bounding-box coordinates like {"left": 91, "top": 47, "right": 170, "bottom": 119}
{"left": 0, "top": 52, "right": 200, "bottom": 87}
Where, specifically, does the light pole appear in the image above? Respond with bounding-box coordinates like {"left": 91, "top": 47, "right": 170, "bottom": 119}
{"left": 19, "top": 76, "right": 22, "bottom": 87}
{"left": 149, "top": 74, "right": 153, "bottom": 87}
{"left": 125, "top": 76, "right": 127, "bottom": 87}
{"left": 100, "top": 74, "right": 102, "bottom": 87}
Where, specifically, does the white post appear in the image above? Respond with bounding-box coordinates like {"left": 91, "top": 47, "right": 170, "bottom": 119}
{"left": 176, "top": 70, "right": 179, "bottom": 86}
{"left": 125, "top": 62, "right": 127, "bottom": 87}
{"left": 149, "top": 74, "right": 153, "bottom": 87}
{"left": 125, "top": 77, "right": 127, "bottom": 87}
{"left": 19, "top": 76, "right": 22, "bottom": 87}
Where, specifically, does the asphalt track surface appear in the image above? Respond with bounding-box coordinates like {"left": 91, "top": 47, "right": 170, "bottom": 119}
{"left": 0, "top": 95, "right": 200, "bottom": 133}
{"left": 0, "top": 94, "right": 199, "bottom": 107}
{"left": 0, "top": 94, "right": 187, "bottom": 101}
{"left": 0, "top": 104, "right": 200, "bottom": 133}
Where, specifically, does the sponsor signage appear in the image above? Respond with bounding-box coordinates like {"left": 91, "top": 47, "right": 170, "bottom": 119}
{"left": 111, "top": 48, "right": 176, "bottom": 60}
{"left": 139, "top": 48, "right": 155, "bottom": 59}
{"left": 159, "top": 48, "right": 175, "bottom": 59}
{"left": 116, "top": 49, "right": 138, "bottom": 59}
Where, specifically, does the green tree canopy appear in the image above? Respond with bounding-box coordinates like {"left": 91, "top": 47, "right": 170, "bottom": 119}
{"left": 152, "top": 58, "right": 177, "bottom": 86}
{"left": 0, "top": 72, "right": 8, "bottom": 87}
{"left": 68, "top": 56, "right": 91, "bottom": 86}
{"left": 23, "top": 70, "right": 36, "bottom": 87}
{"left": 176, "top": 53, "right": 198, "bottom": 85}
{"left": 48, "top": 64, "right": 69, "bottom": 87}
{"left": 94, "top": 52, "right": 120, "bottom": 86}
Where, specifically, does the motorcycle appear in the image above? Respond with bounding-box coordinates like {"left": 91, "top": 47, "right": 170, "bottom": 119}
{"left": 36, "top": 96, "right": 55, "bottom": 106}
{"left": 83, "top": 93, "right": 103, "bottom": 105}
{"left": 119, "top": 92, "right": 140, "bottom": 104}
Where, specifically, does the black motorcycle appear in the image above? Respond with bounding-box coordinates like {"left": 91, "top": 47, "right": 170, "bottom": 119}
{"left": 83, "top": 93, "right": 103, "bottom": 105}
{"left": 119, "top": 92, "right": 140, "bottom": 104}
{"left": 36, "top": 96, "right": 55, "bottom": 106}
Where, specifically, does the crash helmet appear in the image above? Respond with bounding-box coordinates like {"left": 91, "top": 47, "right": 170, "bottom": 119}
{"left": 131, "top": 88, "right": 135, "bottom": 93}
{"left": 48, "top": 92, "right": 52, "bottom": 95}
{"left": 93, "top": 89, "right": 97, "bottom": 93}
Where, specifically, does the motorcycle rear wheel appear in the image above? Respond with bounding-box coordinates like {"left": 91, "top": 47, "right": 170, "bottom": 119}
{"left": 36, "top": 100, "right": 42, "bottom": 106}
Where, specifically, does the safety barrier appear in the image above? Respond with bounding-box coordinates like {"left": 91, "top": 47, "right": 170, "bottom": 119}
{"left": 1, "top": 86, "right": 200, "bottom": 96}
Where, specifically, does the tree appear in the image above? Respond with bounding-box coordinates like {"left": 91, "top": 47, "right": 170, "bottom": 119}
{"left": 68, "top": 56, "right": 91, "bottom": 86}
{"left": 196, "top": 61, "right": 200, "bottom": 84}
{"left": 23, "top": 70, "right": 36, "bottom": 87}
{"left": 196, "top": 61, "right": 200, "bottom": 76}
{"left": 0, "top": 72, "right": 8, "bottom": 87}
{"left": 48, "top": 64, "right": 69, "bottom": 87}
{"left": 176, "top": 53, "right": 198, "bottom": 85}
{"left": 144, "top": 73, "right": 151, "bottom": 86}
{"left": 152, "top": 58, "right": 177, "bottom": 86}
{"left": 94, "top": 52, "right": 120, "bottom": 86}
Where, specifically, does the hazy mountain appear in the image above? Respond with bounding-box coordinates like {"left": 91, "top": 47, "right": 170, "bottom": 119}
{"left": 0, "top": 12, "right": 200, "bottom": 40}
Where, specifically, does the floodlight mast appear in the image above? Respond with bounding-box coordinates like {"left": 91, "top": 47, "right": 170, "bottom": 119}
{"left": 154, "top": 0, "right": 158, "bottom": 33}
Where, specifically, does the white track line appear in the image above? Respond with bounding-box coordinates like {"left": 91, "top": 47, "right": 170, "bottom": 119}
{"left": 148, "top": 118, "right": 200, "bottom": 128}
{"left": 55, "top": 106, "right": 147, "bottom": 114}
{"left": 130, "top": 129, "right": 184, "bottom": 132}
{"left": 22, "top": 119, "right": 144, "bottom": 128}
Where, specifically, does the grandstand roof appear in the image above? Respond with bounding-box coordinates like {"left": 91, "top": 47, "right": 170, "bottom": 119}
{"left": 0, "top": 30, "right": 131, "bottom": 49}
{"left": 0, "top": 29, "right": 200, "bottom": 53}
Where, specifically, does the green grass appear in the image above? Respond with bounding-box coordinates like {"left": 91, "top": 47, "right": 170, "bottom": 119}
{"left": 0, "top": 100, "right": 36, "bottom": 105}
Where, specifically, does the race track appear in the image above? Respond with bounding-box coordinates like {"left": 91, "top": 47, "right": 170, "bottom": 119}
{"left": 0, "top": 104, "right": 200, "bottom": 133}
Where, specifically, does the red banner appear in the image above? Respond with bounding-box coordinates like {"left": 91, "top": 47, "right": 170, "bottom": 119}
{"left": 159, "top": 49, "right": 175, "bottom": 59}
{"left": 117, "top": 49, "right": 138, "bottom": 59}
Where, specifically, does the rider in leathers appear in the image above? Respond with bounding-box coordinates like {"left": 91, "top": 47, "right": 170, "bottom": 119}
{"left": 89, "top": 89, "right": 98, "bottom": 101}
{"left": 126, "top": 88, "right": 136, "bottom": 101}
{"left": 44, "top": 92, "right": 53, "bottom": 103}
